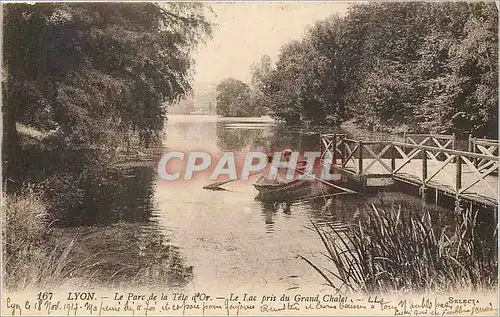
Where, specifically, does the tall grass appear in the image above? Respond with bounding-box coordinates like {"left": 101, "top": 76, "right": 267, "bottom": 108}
{"left": 302, "top": 202, "right": 497, "bottom": 294}
{"left": 2, "top": 187, "right": 84, "bottom": 290}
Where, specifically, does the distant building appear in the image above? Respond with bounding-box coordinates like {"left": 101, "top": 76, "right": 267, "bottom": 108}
{"left": 192, "top": 82, "right": 218, "bottom": 114}
{"left": 168, "top": 82, "right": 218, "bottom": 114}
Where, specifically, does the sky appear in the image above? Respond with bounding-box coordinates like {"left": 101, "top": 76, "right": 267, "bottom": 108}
{"left": 193, "top": 2, "right": 352, "bottom": 87}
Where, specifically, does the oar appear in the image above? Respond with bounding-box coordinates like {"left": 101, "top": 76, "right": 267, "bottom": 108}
{"left": 203, "top": 154, "right": 273, "bottom": 190}
{"left": 296, "top": 168, "right": 358, "bottom": 195}
{"left": 290, "top": 191, "right": 354, "bottom": 203}
{"left": 203, "top": 171, "right": 262, "bottom": 190}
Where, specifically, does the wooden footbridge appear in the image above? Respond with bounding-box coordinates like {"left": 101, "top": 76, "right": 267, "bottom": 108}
{"left": 320, "top": 133, "right": 499, "bottom": 210}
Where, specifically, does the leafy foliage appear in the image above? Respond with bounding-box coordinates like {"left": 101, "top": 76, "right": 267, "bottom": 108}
{"left": 3, "top": 3, "right": 212, "bottom": 181}
{"left": 262, "top": 19, "right": 347, "bottom": 128}
{"left": 249, "top": 55, "right": 273, "bottom": 116}
{"left": 257, "top": 2, "right": 498, "bottom": 137}
{"left": 215, "top": 78, "right": 264, "bottom": 117}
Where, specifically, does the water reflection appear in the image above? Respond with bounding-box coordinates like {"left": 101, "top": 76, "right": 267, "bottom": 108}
{"left": 95, "top": 166, "right": 157, "bottom": 224}
{"left": 260, "top": 201, "right": 292, "bottom": 233}
{"left": 215, "top": 120, "right": 323, "bottom": 154}
{"left": 216, "top": 122, "right": 269, "bottom": 152}
{"left": 261, "top": 201, "right": 277, "bottom": 230}
{"left": 264, "top": 125, "right": 322, "bottom": 152}
{"left": 163, "top": 115, "right": 218, "bottom": 152}
{"left": 53, "top": 165, "right": 193, "bottom": 289}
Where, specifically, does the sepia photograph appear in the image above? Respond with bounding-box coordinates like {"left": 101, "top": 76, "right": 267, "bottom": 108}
{"left": 1, "top": 1, "right": 499, "bottom": 316}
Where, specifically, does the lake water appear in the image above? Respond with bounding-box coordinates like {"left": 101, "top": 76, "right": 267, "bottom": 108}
{"left": 55, "top": 114, "right": 456, "bottom": 293}
{"left": 154, "top": 114, "right": 342, "bottom": 294}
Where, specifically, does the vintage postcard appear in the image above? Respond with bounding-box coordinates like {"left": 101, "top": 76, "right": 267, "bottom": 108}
{"left": 1, "top": 1, "right": 498, "bottom": 316}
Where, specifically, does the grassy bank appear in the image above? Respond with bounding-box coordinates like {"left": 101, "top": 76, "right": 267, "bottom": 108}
{"left": 2, "top": 130, "right": 189, "bottom": 291}
{"left": 2, "top": 188, "right": 77, "bottom": 290}
{"left": 303, "top": 196, "right": 498, "bottom": 294}
{"left": 3, "top": 186, "right": 193, "bottom": 291}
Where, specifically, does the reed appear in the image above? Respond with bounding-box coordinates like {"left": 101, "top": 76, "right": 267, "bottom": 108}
{"left": 302, "top": 202, "right": 497, "bottom": 294}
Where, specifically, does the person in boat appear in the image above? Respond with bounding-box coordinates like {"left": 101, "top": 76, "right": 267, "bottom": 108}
{"left": 275, "top": 149, "right": 293, "bottom": 184}
{"left": 277, "top": 149, "right": 293, "bottom": 213}
{"left": 261, "top": 149, "right": 295, "bottom": 185}
{"left": 282, "top": 148, "right": 292, "bottom": 160}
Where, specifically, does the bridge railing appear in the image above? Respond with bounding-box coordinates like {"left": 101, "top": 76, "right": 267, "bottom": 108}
{"left": 403, "top": 133, "right": 455, "bottom": 149}
{"left": 402, "top": 133, "right": 455, "bottom": 160}
{"left": 468, "top": 136, "right": 499, "bottom": 172}
{"left": 320, "top": 133, "right": 346, "bottom": 162}
{"left": 320, "top": 133, "right": 499, "bottom": 203}
{"left": 337, "top": 138, "right": 394, "bottom": 176}
{"left": 333, "top": 136, "right": 457, "bottom": 177}
{"left": 320, "top": 134, "right": 457, "bottom": 176}
{"left": 392, "top": 141, "right": 498, "bottom": 202}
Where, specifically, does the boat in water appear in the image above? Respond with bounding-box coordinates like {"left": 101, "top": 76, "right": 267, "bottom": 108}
{"left": 253, "top": 158, "right": 350, "bottom": 201}
{"left": 253, "top": 175, "right": 313, "bottom": 201}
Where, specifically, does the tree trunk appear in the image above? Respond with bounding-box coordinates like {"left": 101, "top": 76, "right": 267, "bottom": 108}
{"left": 2, "top": 5, "right": 20, "bottom": 191}
{"left": 2, "top": 80, "right": 19, "bottom": 189}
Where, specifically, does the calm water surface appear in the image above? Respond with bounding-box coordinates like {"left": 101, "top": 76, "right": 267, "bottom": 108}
{"left": 154, "top": 114, "right": 340, "bottom": 293}
{"left": 51, "top": 114, "right": 491, "bottom": 293}
{"left": 67, "top": 114, "right": 455, "bottom": 292}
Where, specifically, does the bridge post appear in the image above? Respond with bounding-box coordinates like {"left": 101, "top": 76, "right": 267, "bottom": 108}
{"left": 357, "top": 140, "right": 366, "bottom": 189}
{"left": 403, "top": 132, "right": 407, "bottom": 153}
{"left": 422, "top": 147, "right": 428, "bottom": 183}
{"left": 421, "top": 148, "right": 428, "bottom": 202}
{"left": 358, "top": 140, "right": 363, "bottom": 175}
{"left": 320, "top": 134, "right": 323, "bottom": 157}
{"left": 469, "top": 136, "right": 479, "bottom": 167}
{"left": 341, "top": 138, "right": 346, "bottom": 166}
{"left": 451, "top": 133, "right": 457, "bottom": 163}
{"left": 455, "top": 155, "right": 462, "bottom": 213}
{"left": 391, "top": 144, "right": 396, "bottom": 175}
{"left": 332, "top": 134, "right": 337, "bottom": 165}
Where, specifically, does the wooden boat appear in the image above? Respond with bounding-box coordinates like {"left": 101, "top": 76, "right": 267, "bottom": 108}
{"left": 253, "top": 160, "right": 314, "bottom": 200}
{"left": 253, "top": 159, "right": 353, "bottom": 201}
{"left": 253, "top": 175, "right": 313, "bottom": 201}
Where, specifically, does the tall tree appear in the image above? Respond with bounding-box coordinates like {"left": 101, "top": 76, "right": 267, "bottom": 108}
{"left": 418, "top": 2, "right": 498, "bottom": 136}
{"left": 261, "top": 16, "right": 347, "bottom": 128}
{"left": 2, "top": 3, "right": 212, "bottom": 180}
{"left": 261, "top": 2, "right": 498, "bottom": 136}
{"left": 216, "top": 78, "right": 259, "bottom": 117}
{"left": 249, "top": 55, "right": 272, "bottom": 115}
